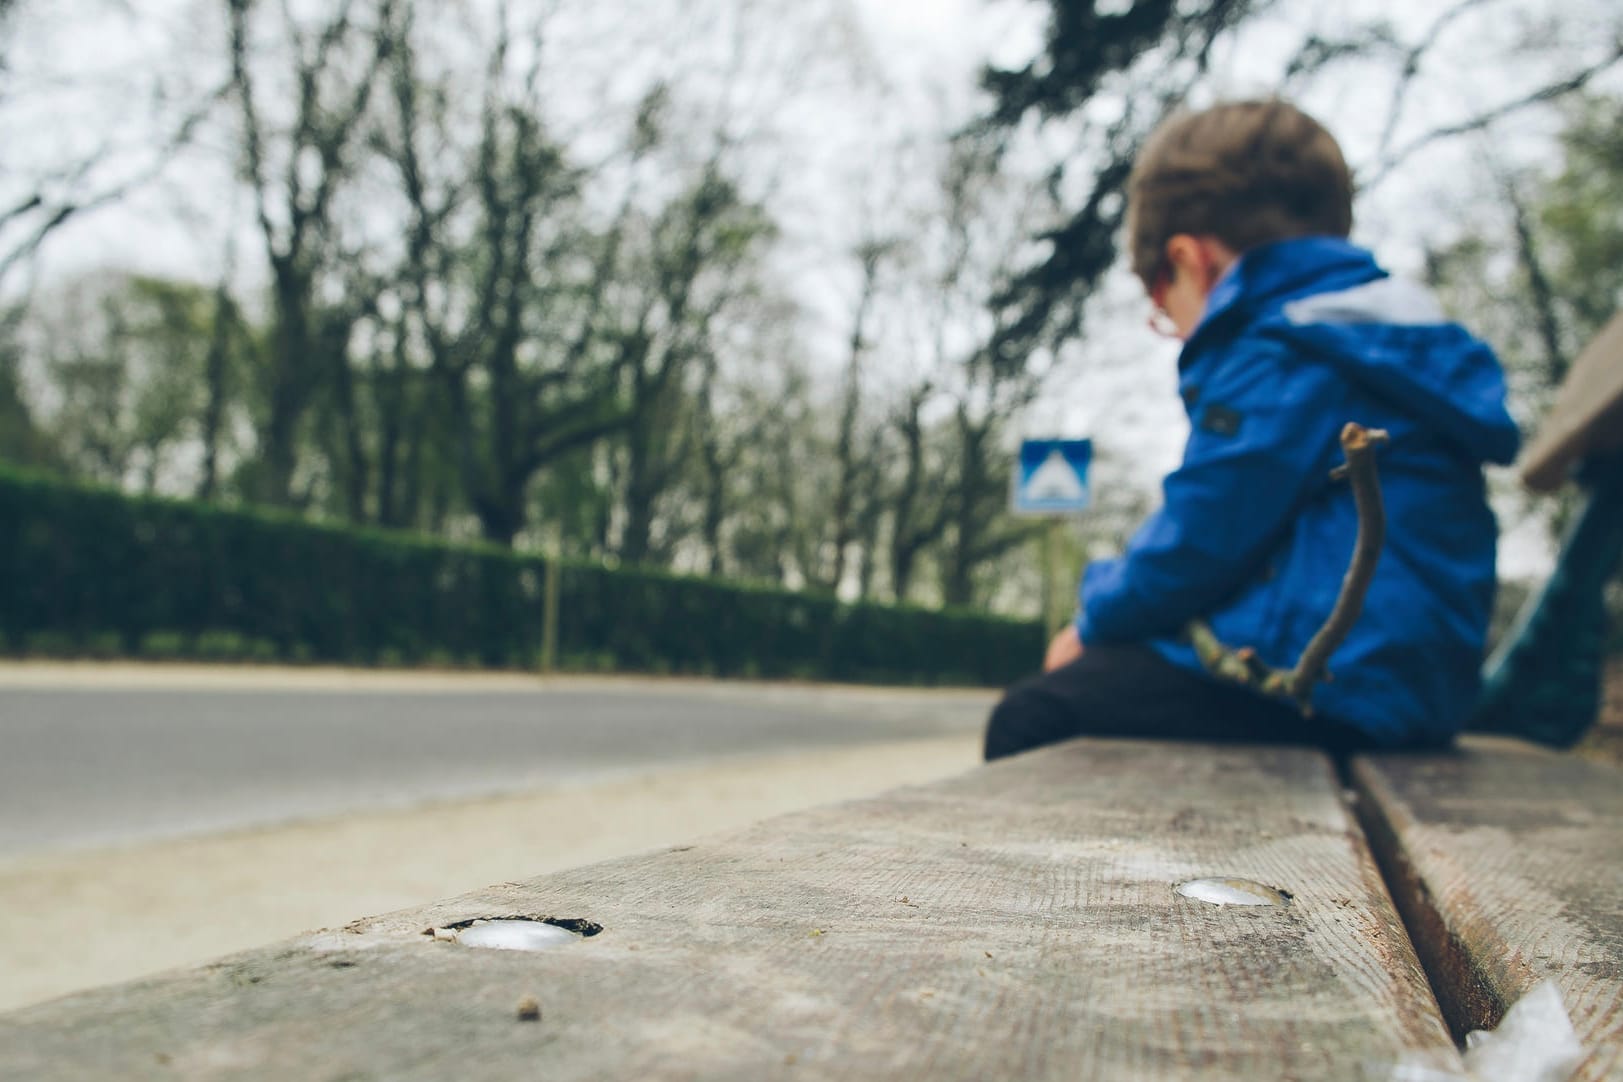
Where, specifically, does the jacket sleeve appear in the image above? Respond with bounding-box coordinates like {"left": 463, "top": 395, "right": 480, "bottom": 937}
{"left": 1077, "top": 342, "right": 1347, "bottom": 646}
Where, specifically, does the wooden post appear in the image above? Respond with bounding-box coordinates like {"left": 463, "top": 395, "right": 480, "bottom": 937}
{"left": 1043, "top": 518, "right": 1064, "bottom": 639}
{"left": 540, "top": 555, "right": 560, "bottom": 675}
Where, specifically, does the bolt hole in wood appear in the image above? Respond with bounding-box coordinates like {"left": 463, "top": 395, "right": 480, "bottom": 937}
{"left": 423, "top": 916, "right": 604, "bottom": 951}
{"left": 1175, "top": 878, "right": 1294, "bottom": 907}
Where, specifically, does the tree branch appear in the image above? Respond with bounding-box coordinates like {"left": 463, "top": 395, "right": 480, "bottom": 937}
{"left": 1290, "top": 423, "right": 1389, "bottom": 703}
{"left": 227, "top": 0, "right": 278, "bottom": 249}
{"left": 1376, "top": 0, "right": 1501, "bottom": 162}
{"left": 1187, "top": 423, "right": 1390, "bottom": 713}
{"left": 0, "top": 88, "right": 217, "bottom": 288}
{"left": 1361, "top": 42, "right": 1623, "bottom": 191}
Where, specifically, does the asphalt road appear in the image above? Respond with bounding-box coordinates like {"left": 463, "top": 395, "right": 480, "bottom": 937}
{"left": 0, "top": 679, "right": 994, "bottom": 859}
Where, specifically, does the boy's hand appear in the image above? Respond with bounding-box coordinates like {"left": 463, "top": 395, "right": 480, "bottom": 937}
{"left": 1043, "top": 625, "right": 1084, "bottom": 672}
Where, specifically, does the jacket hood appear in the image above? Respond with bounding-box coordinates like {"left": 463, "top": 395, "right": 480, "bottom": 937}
{"left": 1193, "top": 237, "right": 1521, "bottom": 465}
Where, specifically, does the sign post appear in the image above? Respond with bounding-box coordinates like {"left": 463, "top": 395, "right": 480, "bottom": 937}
{"left": 1011, "top": 439, "right": 1093, "bottom": 638}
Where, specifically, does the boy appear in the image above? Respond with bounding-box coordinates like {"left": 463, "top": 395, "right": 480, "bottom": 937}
{"left": 985, "top": 99, "right": 1520, "bottom": 760}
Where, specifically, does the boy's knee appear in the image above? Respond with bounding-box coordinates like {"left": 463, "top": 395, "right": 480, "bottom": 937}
{"left": 983, "top": 680, "right": 1073, "bottom": 762}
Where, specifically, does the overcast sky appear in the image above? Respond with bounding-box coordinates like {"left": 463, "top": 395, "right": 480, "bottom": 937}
{"left": 10, "top": 0, "right": 1606, "bottom": 301}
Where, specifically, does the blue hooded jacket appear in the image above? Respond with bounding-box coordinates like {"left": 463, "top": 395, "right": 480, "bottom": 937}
{"left": 1076, "top": 237, "right": 1520, "bottom": 746}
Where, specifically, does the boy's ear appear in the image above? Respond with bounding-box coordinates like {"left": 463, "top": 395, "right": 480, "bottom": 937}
{"left": 1164, "top": 235, "right": 1202, "bottom": 279}
{"left": 1166, "top": 234, "right": 1236, "bottom": 288}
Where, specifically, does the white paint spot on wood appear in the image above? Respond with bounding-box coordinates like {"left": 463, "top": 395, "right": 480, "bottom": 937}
{"left": 1176, "top": 878, "right": 1292, "bottom": 907}
{"left": 455, "top": 920, "right": 581, "bottom": 952}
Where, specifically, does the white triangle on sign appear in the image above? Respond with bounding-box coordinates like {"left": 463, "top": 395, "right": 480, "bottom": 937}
{"left": 1026, "top": 449, "right": 1086, "bottom": 502}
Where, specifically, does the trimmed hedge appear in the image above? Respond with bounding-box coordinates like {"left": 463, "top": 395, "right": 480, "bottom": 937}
{"left": 0, "top": 466, "right": 1043, "bottom": 686}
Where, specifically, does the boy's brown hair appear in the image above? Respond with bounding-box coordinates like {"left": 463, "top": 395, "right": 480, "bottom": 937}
{"left": 1126, "top": 100, "right": 1353, "bottom": 289}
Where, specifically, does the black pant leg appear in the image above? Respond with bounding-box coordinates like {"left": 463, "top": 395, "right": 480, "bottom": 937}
{"left": 983, "top": 644, "right": 1370, "bottom": 760}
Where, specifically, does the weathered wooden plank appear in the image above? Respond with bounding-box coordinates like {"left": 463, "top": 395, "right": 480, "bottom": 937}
{"left": 1353, "top": 739, "right": 1623, "bottom": 1080}
{"left": 1, "top": 741, "right": 1462, "bottom": 1081}
{"left": 1522, "top": 310, "right": 1623, "bottom": 492}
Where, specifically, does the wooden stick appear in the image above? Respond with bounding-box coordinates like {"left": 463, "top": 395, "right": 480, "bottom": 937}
{"left": 1287, "top": 423, "right": 1389, "bottom": 706}
{"left": 1187, "top": 620, "right": 1265, "bottom": 685}
{"left": 1185, "top": 422, "right": 1389, "bottom": 714}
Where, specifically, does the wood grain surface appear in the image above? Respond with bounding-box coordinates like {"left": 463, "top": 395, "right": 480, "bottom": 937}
{"left": 1353, "top": 738, "right": 1623, "bottom": 1080}
{"left": 1, "top": 740, "right": 1462, "bottom": 1080}
{"left": 1522, "top": 310, "right": 1623, "bottom": 491}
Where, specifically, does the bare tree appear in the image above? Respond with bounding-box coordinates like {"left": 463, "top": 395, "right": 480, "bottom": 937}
{"left": 887, "top": 382, "right": 947, "bottom": 603}
{"left": 378, "top": 3, "right": 639, "bottom": 545}
{"left": 869, "top": 138, "right": 1048, "bottom": 608}
{"left": 683, "top": 285, "right": 802, "bottom": 580}
{"left": 812, "top": 238, "right": 891, "bottom": 593}
{"left": 225, "top": 0, "right": 394, "bottom": 507}
{"left": 614, "top": 159, "right": 772, "bottom": 566}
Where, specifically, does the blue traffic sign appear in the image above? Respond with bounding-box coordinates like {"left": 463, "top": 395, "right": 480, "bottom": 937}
{"left": 1012, "top": 438, "right": 1092, "bottom": 514}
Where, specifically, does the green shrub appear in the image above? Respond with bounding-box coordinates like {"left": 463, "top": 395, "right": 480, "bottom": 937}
{"left": 23, "top": 631, "right": 76, "bottom": 657}
{"left": 81, "top": 631, "right": 124, "bottom": 659}
{"left": 0, "top": 466, "right": 1044, "bottom": 686}
{"left": 139, "top": 630, "right": 189, "bottom": 659}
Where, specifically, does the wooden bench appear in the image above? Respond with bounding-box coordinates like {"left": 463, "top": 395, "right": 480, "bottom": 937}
{"left": 1352, "top": 740, "right": 1623, "bottom": 1081}
{"left": 0, "top": 740, "right": 1468, "bottom": 1080}
{"left": 1473, "top": 310, "right": 1623, "bottom": 746}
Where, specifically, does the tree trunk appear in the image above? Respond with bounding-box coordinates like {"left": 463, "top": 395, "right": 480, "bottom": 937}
{"left": 475, "top": 473, "right": 528, "bottom": 547}
{"left": 197, "top": 282, "right": 232, "bottom": 502}
{"left": 327, "top": 316, "right": 369, "bottom": 522}
{"left": 258, "top": 260, "right": 316, "bottom": 507}
{"left": 825, "top": 243, "right": 884, "bottom": 593}
{"left": 889, "top": 387, "right": 939, "bottom": 603}
{"left": 697, "top": 359, "right": 729, "bottom": 577}
{"left": 376, "top": 351, "right": 404, "bottom": 528}
{"left": 1503, "top": 174, "right": 1571, "bottom": 391}
{"left": 620, "top": 368, "right": 656, "bottom": 566}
